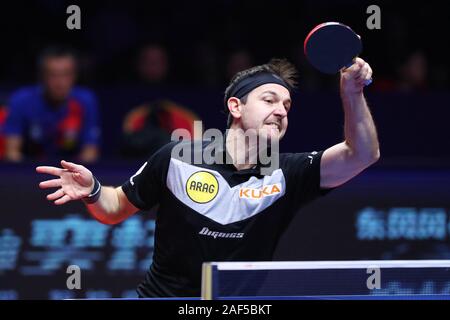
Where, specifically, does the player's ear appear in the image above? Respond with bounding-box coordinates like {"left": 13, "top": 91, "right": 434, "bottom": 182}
{"left": 227, "top": 97, "right": 242, "bottom": 121}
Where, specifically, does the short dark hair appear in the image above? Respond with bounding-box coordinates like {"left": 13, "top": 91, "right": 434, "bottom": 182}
{"left": 37, "top": 45, "right": 78, "bottom": 72}
{"left": 223, "top": 58, "right": 298, "bottom": 127}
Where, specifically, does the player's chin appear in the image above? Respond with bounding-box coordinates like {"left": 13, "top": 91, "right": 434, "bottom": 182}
{"left": 261, "top": 130, "right": 283, "bottom": 145}
{"left": 278, "top": 131, "right": 285, "bottom": 141}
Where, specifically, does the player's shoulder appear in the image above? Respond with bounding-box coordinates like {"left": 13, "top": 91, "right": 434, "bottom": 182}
{"left": 148, "top": 139, "right": 213, "bottom": 165}
{"left": 9, "top": 85, "right": 40, "bottom": 104}
{"left": 70, "top": 86, "right": 98, "bottom": 104}
{"left": 137, "top": 140, "right": 192, "bottom": 175}
{"left": 146, "top": 140, "right": 183, "bottom": 161}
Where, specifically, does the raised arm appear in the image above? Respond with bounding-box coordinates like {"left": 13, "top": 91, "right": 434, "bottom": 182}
{"left": 36, "top": 160, "right": 139, "bottom": 225}
{"left": 320, "top": 58, "right": 380, "bottom": 189}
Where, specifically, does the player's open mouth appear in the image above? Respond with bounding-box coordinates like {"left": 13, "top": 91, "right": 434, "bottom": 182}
{"left": 265, "top": 122, "right": 280, "bottom": 131}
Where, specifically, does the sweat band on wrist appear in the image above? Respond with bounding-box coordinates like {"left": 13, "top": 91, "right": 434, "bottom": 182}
{"left": 82, "top": 176, "right": 101, "bottom": 204}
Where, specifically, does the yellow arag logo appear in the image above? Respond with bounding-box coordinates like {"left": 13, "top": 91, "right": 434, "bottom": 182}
{"left": 239, "top": 184, "right": 281, "bottom": 199}
{"left": 186, "top": 171, "right": 219, "bottom": 203}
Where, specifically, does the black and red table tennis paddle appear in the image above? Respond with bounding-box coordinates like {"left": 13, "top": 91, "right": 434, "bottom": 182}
{"left": 304, "top": 22, "right": 371, "bottom": 85}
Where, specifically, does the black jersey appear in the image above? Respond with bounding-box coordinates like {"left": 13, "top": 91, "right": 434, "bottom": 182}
{"left": 121, "top": 140, "right": 330, "bottom": 297}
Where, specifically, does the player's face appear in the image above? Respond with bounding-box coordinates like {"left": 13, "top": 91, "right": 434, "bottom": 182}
{"left": 240, "top": 83, "right": 291, "bottom": 142}
{"left": 42, "top": 56, "right": 77, "bottom": 102}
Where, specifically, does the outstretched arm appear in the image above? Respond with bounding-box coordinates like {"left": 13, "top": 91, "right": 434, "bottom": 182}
{"left": 321, "top": 58, "right": 380, "bottom": 189}
{"left": 36, "top": 160, "right": 139, "bottom": 225}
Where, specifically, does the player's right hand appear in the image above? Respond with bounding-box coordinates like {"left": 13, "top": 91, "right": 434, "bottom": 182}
{"left": 36, "top": 160, "right": 95, "bottom": 205}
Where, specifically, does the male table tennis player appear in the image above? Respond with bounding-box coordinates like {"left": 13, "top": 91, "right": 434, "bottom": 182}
{"left": 36, "top": 58, "right": 379, "bottom": 297}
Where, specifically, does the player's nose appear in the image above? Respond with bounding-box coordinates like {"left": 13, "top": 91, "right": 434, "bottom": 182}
{"left": 273, "top": 103, "right": 287, "bottom": 117}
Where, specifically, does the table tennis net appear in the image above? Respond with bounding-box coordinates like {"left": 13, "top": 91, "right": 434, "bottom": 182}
{"left": 201, "top": 260, "right": 450, "bottom": 300}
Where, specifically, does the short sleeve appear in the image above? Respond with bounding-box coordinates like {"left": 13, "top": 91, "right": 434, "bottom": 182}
{"left": 121, "top": 142, "right": 176, "bottom": 210}
{"left": 281, "top": 150, "right": 333, "bottom": 210}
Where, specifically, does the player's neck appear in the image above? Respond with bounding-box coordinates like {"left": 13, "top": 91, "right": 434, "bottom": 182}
{"left": 44, "top": 91, "right": 66, "bottom": 109}
{"left": 225, "top": 126, "right": 266, "bottom": 171}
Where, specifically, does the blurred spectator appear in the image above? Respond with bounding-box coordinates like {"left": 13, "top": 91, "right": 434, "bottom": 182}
{"left": 121, "top": 99, "right": 200, "bottom": 158}
{"left": 0, "top": 104, "right": 7, "bottom": 159}
{"left": 371, "top": 50, "right": 429, "bottom": 93}
{"left": 225, "top": 49, "right": 254, "bottom": 82}
{"left": 136, "top": 44, "right": 169, "bottom": 85}
{"left": 2, "top": 46, "right": 101, "bottom": 163}
{"left": 122, "top": 44, "right": 201, "bottom": 158}
{"left": 396, "top": 50, "right": 429, "bottom": 92}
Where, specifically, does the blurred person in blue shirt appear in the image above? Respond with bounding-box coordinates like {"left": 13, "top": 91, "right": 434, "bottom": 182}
{"left": 2, "top": 46, "right": 100, "bottom": 163}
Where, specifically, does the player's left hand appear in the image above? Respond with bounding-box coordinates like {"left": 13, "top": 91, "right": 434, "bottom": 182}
{"left": 340, "top": 58, "right": 373, "bottom": 95}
